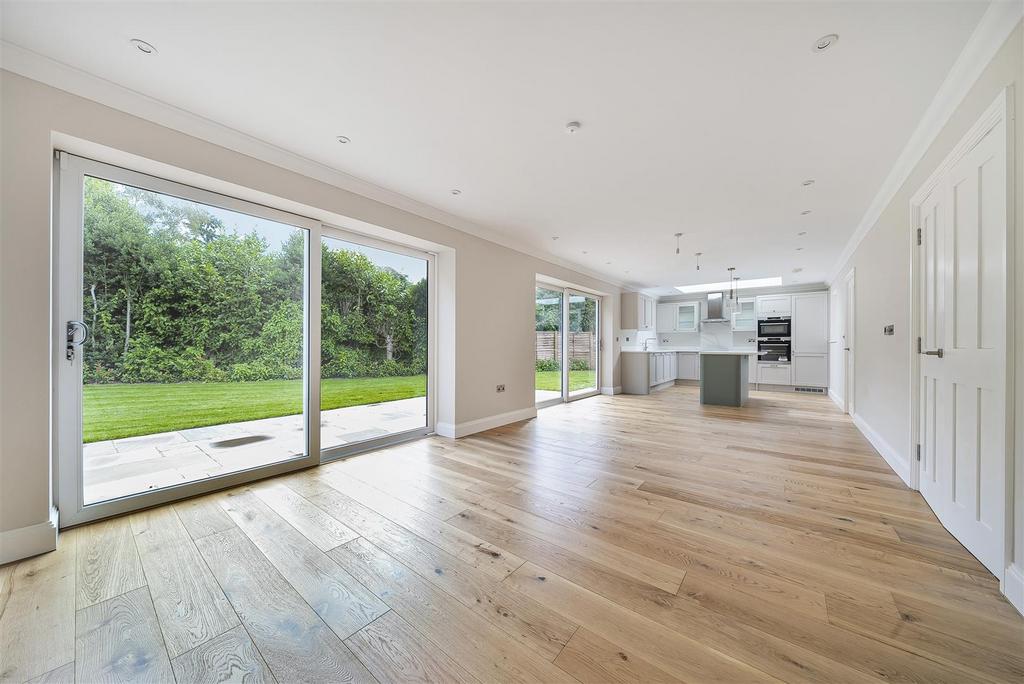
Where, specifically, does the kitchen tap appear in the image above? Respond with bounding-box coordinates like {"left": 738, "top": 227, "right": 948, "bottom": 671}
{"left": 643, "top": 338, "right": 652, "bottom": 351}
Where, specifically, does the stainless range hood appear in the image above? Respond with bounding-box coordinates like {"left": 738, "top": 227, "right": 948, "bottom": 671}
{"left": 703, "top": 292, "right": 729, "bottom": 322}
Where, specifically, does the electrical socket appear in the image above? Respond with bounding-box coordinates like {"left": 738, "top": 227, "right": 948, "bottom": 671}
{"left": 496, "top": 384, "right": 505, "bottom": 393}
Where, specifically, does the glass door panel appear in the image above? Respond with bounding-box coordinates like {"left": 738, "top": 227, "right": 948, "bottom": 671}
{"left": 75, "top": 173, "right": 309, "bottom": 507}
{"left": 567, "top": 292, "right": 599, "bottom": 398}
{"left": 535, "top": 285, "right": 564, "bottom": 404}
{"left": 320, "top": 235, "right": 428, "bottom": 452}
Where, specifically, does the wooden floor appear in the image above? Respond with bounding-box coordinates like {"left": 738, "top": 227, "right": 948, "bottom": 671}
{"left": 2, "top": 386, "right": 1022, "bottom": 683}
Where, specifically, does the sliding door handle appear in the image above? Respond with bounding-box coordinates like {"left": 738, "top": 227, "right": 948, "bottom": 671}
{"left": 66, "top": 320, "right": 90, "bottom": 361}
{"left": 921, "top": 348, "right": 943, "bottom": 358}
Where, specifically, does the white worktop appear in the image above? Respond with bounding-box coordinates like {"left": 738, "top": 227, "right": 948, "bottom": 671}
{"left": 621, "top": 347, "right": 756, "bottom": 354}
{"left": 698, "top": 350, "right": 759, "bottom": 355}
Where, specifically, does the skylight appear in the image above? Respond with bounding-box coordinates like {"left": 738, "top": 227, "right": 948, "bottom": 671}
{"left": 674, "top": 277, "right": 782, "bottom": 294}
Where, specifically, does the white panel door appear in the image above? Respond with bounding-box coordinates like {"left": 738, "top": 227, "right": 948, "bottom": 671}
{"left": 917, "top": 111, "right": 1007, "bottom": 576}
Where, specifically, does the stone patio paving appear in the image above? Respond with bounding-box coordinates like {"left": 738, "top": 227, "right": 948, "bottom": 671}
{"left": 82, "top": 396, "right": 426, "bottom": 504}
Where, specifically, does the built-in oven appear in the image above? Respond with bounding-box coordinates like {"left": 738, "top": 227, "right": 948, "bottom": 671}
{"left": 758, "top": 338, "right": 791, "bottom": 363}
{"left": 758, "top": 317, "right": 791, "bottom": 338}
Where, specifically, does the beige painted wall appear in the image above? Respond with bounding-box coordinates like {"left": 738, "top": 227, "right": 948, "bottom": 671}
{"left": 0, "top": 70, "right": 622, "bottom": 536}
{"left": 831, "top": 24, "right": 1023, "bottom": 576}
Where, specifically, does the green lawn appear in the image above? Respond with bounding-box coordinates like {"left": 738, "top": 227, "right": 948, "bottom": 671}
{"left": 83, "top": 375, "right": 426, "bottom": 443}
{"left": 535, "top": 369, "right": 597, "bottom": 392}
{"left": 83, "top": 369, "right": 596, "bottom": 443}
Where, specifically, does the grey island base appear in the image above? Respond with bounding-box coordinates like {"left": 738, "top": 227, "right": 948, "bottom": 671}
{"left": 700, "top": 351, "right": 752, "bottom": 407}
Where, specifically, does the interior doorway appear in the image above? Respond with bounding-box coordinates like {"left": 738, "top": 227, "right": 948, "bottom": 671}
{"left": 911, "top": 90, "right": 1011, "bottom": 577}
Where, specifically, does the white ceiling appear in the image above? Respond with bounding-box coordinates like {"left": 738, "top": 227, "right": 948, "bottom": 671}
{"left": 1, "top": 1, "right": 990, "bottom": 293}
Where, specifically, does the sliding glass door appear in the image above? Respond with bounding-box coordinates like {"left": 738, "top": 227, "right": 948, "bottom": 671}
{"left": 567, "top": 291, "right": 600, "bottom": 398}
{"left": 535, "top": 283, "right": 601, "bottom": 405}
{"left": 535, "top": 285, "right": 564, "bottom": 405}
{"left": 55, "top": 154, "right": 434, "bottom": 526}
{"left": 320, "top": 231, "right": 432, "bottom": 458}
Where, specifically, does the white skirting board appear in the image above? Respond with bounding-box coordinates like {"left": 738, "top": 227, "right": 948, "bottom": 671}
{"left": 828, "top": 388, "right": 844, "bottom": 411}
{"left": 435, "top": 406, "right": 538, "bottom": 439}
{"left": 1003, "top": 564, "right": 1024, "bottom": 616}
{"left": 0, "top": 506, "right": 58, "bottom": 565}
{"left": 851, "top": 412, "right": 913, "bottom": 487}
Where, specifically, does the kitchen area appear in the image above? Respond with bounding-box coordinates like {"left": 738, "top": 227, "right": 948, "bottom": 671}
{"left": 619, "top": 288, "right": 829, "bottom": 406}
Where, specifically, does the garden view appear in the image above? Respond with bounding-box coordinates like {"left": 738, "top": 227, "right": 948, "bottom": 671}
{"left": 81, "top": 177, "right": 427, "bottom": 443}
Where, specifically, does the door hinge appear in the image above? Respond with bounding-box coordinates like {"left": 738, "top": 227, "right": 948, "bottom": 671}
{"left": 916, "top": 444, "right": 921, "bottom": 461}
{"left": 916, "top": 227, "right": 922, "bottom": 245}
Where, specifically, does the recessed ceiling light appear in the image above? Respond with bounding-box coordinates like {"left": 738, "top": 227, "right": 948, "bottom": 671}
{"left": 796, "top": 247, "right": 804, "bottom": 251}
{"left": 813, "top": 33, "right": 839, "bottom": 52}
{"left": 565, "top": 121, "right": 581, "bottom": 134}
{"left": 802, "top": 179, "right": 815, "bottom": 186}
{"left": 605, "top": 261, "right": 612, "bottom": 265}
{"left": 793, "top": 267, "right": 804, "bottom": 273}
{"left": 129, "top": 38, "right": 157, "bottom": 55}
{"left": 582, "top": 250, "right": 588, "bottom": 254}
{"left": 450, "top": 189, "right": 461, "bottom": 196}
{"left": 336, "top": 135, "right": 351, "bottom": 144}
{"left": 801, "top": 210, "right": 812, "bottom": 215}
{"left": 797, "top": 231, "right": 807, "bottom": 236}
{"left": 551, "top": 236, "right": 560, "bottom": 241}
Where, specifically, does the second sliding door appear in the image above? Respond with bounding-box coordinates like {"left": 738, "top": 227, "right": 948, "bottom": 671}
{"left": 320, "top": 230, "right": 432, "bottom": 458}
{"left": 535, "top": 283, "right": 600, "bottom": 406}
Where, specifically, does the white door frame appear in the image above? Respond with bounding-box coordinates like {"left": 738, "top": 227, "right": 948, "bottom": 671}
{"left": 908, "top": 88, "right": 1015, "bottom": 564}
{"left": 55, "top": 153, "right": 321, "bottom": 526}
{"left": 844, "top": 268, "right": 856, "bottom": 416}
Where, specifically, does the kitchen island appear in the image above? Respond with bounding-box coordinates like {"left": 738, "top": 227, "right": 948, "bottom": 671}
{"left": 700, "top": 350, "right": 757, "bottom": 407}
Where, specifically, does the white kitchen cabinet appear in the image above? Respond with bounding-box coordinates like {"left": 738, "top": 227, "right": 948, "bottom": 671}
{"left": 622, "top": 292, "right": 655, "bottom": 330}
{"left": 656, "top": 303, "right": 676, "bottom": 333}
{"left": 677, "top": 352, "right": 699, "bottom": 380}
{"left": 675, "top": 302, "right": 699, "bottom": 332}
{"left": 656, "top": 301, "right": 699, "bottom": 333}
{"left": 648, "top": 352, "right": 676, "bottom": 386}
{"left": 792, "top": 354, "right": 828, "bottom": 387}
{"left": 756, "top": 295, "right": 792, "bottom": 317}
{"left": 732, "top": 297, "right": 756, "bottom": 331}
{"left": 757, "top": 363, "right": 792, "bottom": 385}
{"left": 792, "top": 292, "right": 828, "bottom": 354}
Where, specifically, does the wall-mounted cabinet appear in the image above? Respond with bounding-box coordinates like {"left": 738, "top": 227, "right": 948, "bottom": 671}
{"left": 622, "top": 292, "right": 655, "bottom": 330}
{"left": 756, "top": 295, "right": 792, "bottom": 317}
{"left": 732, "top": 297, "right": 756, "bottom": 331}
{"left": 655, "top": 301, "right": 699, "bottom": 333}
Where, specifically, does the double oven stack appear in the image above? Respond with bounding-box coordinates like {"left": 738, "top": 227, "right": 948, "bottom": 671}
{"left": 757, "top": 316, "right": 791, "bottom": 363}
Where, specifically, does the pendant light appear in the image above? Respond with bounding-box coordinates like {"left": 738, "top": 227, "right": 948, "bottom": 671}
{"left": 727, "top": 267, "right": 737, "bottom": 299}
{"left": 695, "top": 252, "right": 702, "bottom": 271}
{"left": 674, "top": 233, "right": 682, "bottom": 254}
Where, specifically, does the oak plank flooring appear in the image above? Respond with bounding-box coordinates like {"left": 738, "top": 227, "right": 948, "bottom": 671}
{"left": 75, "top": 517, "right": 146, "bottom": 609}
{"left": 194, "top": 527, "right": 375, "bottom": 683}
{"left": 0, "top": 532, "right": 76, "bottom": 683}
{"left": 170, "top": 625, "right": 275, "bottom": 684}
{"left": 217, "top": 489, "right": 388, "bottom": 640}
{"left": 75, "top": 586, "right": 175, "bottom": 683}
{"left": 2, "top": 386, "right": 1021, "bottom": 682}
{"left": 129, "top": 506, "right": 239, "bottom": 658}
{"left": 344, "top": 611, "right": 480, "bottom": 684}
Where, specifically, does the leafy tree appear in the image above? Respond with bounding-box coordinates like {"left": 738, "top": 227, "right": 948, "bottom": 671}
{"left": 81, "top": 179, "right": 427, "bottom": 385}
